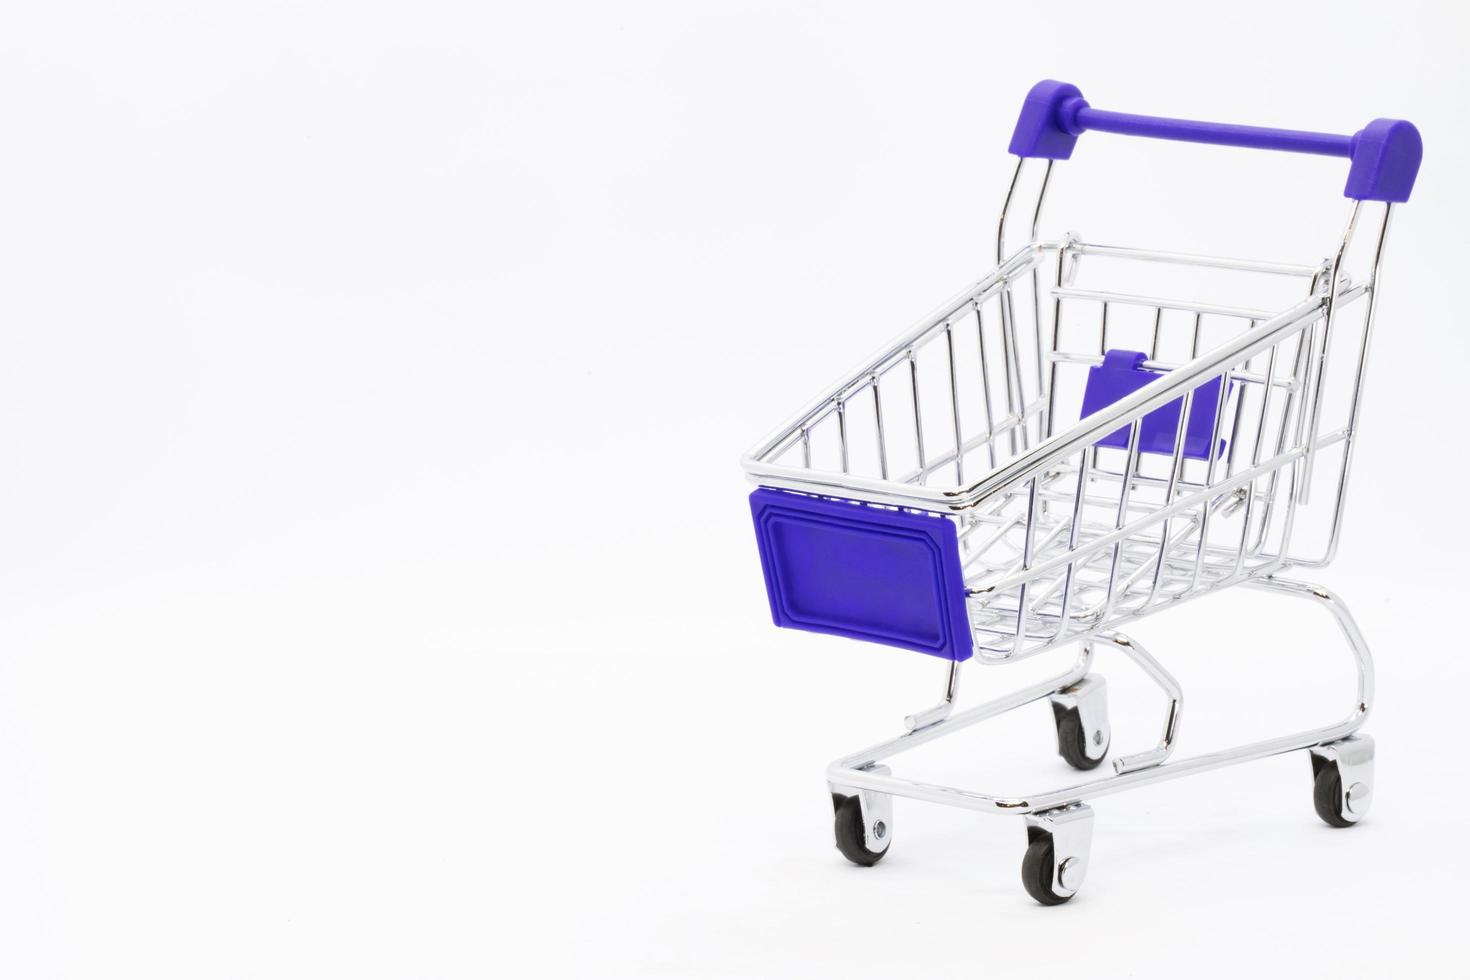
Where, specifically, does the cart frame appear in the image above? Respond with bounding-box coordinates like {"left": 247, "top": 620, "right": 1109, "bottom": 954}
{"left": 740, "top": 81, "right": 1420, "bottom": 903}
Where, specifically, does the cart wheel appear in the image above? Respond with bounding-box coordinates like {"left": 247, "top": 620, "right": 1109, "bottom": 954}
{"left": 1054, "top": 706, "right": 1108, "bottom": 771}
{"left": 1021, "top": 832, "right": 1074, "bottom": 906}
{"left": 1022, "top": 805, "right": 1093, "bottom": 905}
{"left": 832, "top": 793, "right": 888, "bottom": 866}
{"left": 1311, "top": 758, "right": 1356, "bottom": 828}
{"left": 1309, "top": 735, "right": 1374, "bottom": 828}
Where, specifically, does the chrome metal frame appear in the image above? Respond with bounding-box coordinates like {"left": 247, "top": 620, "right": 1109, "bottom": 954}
{"left": 745, "top": 155, "right": 1394, "bottom": 895}
{"left": 824, "top": 575, "right": 1371, "bottom": 816}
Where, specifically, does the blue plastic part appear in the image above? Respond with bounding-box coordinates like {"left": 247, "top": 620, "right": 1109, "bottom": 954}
{"left": 1007, "top": 80, "right": 1421, "bottom": 202}
{"left": 1080, "top": 350, "right": 1229, "bottom": 460}
{"left": 749, "top": 489, "right": 974, "bottom": 662}
{"left": 1007, "top": 79, "right": 1086, "bottom": 160}
{"left": 1343, "top": 118, "right": 1423, "bottom": 204}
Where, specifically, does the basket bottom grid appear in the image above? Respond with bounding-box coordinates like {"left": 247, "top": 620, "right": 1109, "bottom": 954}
{"left": 960, "top": 465, "right": 1279, "bottom": 654}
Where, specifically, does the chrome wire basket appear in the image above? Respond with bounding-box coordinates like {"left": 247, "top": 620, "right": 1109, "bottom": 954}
{"left": 741, "top": 80, "right": 1420, "bottom": 904}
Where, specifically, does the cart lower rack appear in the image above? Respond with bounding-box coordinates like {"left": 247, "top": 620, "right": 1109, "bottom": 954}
{"left": 741, "top": 81, "right": 1420, "bottom": 904}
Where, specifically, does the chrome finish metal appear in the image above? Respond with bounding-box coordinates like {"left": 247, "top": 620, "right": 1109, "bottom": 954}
{"left": 746, "top": 144, "right": 1403, "bottom": 893}
{"left": 1097, "top": 633, "right": 1182, "bottom": 774}
{"left": 1026, "top": 804, "right": 1094, "bottom": 898}
{"left": 823, "top": 576, "right": 1372, "bottom": 814}
{"left": 1291, "top": 205, "right": 1395, "bottom": 566}
{"left": 1049, "top": 675, "right": 1110, "bottom": 763}
{"left": 744, "top": 230, "right": 1389, "bottom": 657}
{"left": 905, "top": 658, "right": 963, "bottom": 732}
{"left": 828, "top": 644, "right": 1095, "bottom": 785}
{"left": 1310, "top": 734, "right": 1375, "bottom": 823}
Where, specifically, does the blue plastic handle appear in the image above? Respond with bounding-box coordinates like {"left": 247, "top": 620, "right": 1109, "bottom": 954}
{"left": 1008, "top": 80, "right": 1421, "bottom": 203}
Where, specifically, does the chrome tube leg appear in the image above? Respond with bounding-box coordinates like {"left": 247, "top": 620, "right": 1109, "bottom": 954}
{"left": 1245, "top": 576, "right": 1374, "bottom": 726}
{"left": 827, "top": 578, "right": 1374, "bottom": 814}
{"left": 824, "top": 644, "right": 1096, "bottom": 811}
{"left": 905, "top": 658, "right": 962, "bottom": 732}
{"left": 1247, "top": 576, "right": 1375, "bottom": 826}
{"left": 1096, "top": 632, "right": 1184, "bottom": 775}
{"left": 819, "top": 578, "right": 1377, "bottom": 895}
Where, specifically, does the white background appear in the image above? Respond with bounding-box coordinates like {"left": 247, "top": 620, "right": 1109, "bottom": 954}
{"left": 1, "top": 2, "right": 1466, "bottom": 977}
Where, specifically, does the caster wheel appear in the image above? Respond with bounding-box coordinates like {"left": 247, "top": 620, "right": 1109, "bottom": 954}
{"left": 1053, "top": 704, "right": 1108, "bottom": 771}
{"left": 1309, "top": 735, "right": 1373, "bottom": 828}
{"left": 832, "top": 793, "right": 889, "bottom": 866}
{"left": 1311, "top": 757, "right": 1359, "bottom": 828}
{"left": 1021, "top": 832, "right": 1074, "bottom": 906}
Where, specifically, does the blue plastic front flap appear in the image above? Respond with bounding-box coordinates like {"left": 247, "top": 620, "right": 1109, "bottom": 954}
{"left": 749, "top": 489, "right": 973, "bottom": 662}
{"left": 1080, "top": 349, "right": 1229, "bottom": 460}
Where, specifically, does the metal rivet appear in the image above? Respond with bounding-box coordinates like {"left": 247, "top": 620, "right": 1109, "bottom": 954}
{"left": 1057, "top": 856, "right": 1084, "bottom": 891}
{"left": 1345, "top": 781, "right": 1371, "bottom": 814}
{"left": 872, "top": 821, "right": 887, "bottom": 840}
{"left": 1092, "top": 730, "right": 1105, "bottom": 746}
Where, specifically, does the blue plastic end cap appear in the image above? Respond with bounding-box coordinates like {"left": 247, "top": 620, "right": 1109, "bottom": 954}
{"left": 749, "top": 489, "right": 974, "bottom": 662}
{"left": 1008, "top": 80, "right": 1089, "bottom": 160}
{"left": 1344, "top": 118, "right": 1422, "bottom": 203}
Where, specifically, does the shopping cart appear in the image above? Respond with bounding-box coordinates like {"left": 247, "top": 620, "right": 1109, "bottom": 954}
{"left": 741, "top": 81, "right": 1421, "bottom": 904}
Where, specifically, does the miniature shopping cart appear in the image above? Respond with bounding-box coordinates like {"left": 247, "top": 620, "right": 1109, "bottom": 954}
{"left": 741, "top": 81, "right": 1421, "bottom": 904}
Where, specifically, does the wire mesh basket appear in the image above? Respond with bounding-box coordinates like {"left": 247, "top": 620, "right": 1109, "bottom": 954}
{"left": 739, "top": 79, "right": 1420, "bottom": 904}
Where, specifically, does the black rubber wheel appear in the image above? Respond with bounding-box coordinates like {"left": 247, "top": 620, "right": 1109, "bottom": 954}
{"left": 832, "top": 793, "right": 887, "bottom": 867}
{"left": 1311, "top": 757, "right": 1355, "bottom": 829}
{"left": 1054, "top": 706, "right": 1107, "bottom": 771}
{"left": 1021, "top": 832, "right": 1073, "bottom": 906}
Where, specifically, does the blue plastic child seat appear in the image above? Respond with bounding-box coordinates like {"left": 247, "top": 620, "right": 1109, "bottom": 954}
{"left": 1080, "top": 349, "right": 1229, "bottom": 460}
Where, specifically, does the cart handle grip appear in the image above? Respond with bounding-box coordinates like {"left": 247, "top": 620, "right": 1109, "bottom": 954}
{"left": 1008, "top": 80, "right": 1421, "bottom": 203}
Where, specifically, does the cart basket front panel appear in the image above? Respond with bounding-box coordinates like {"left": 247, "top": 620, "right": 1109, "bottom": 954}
{"left": 750, "top": 489, "right": 974, "bottom": 661}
